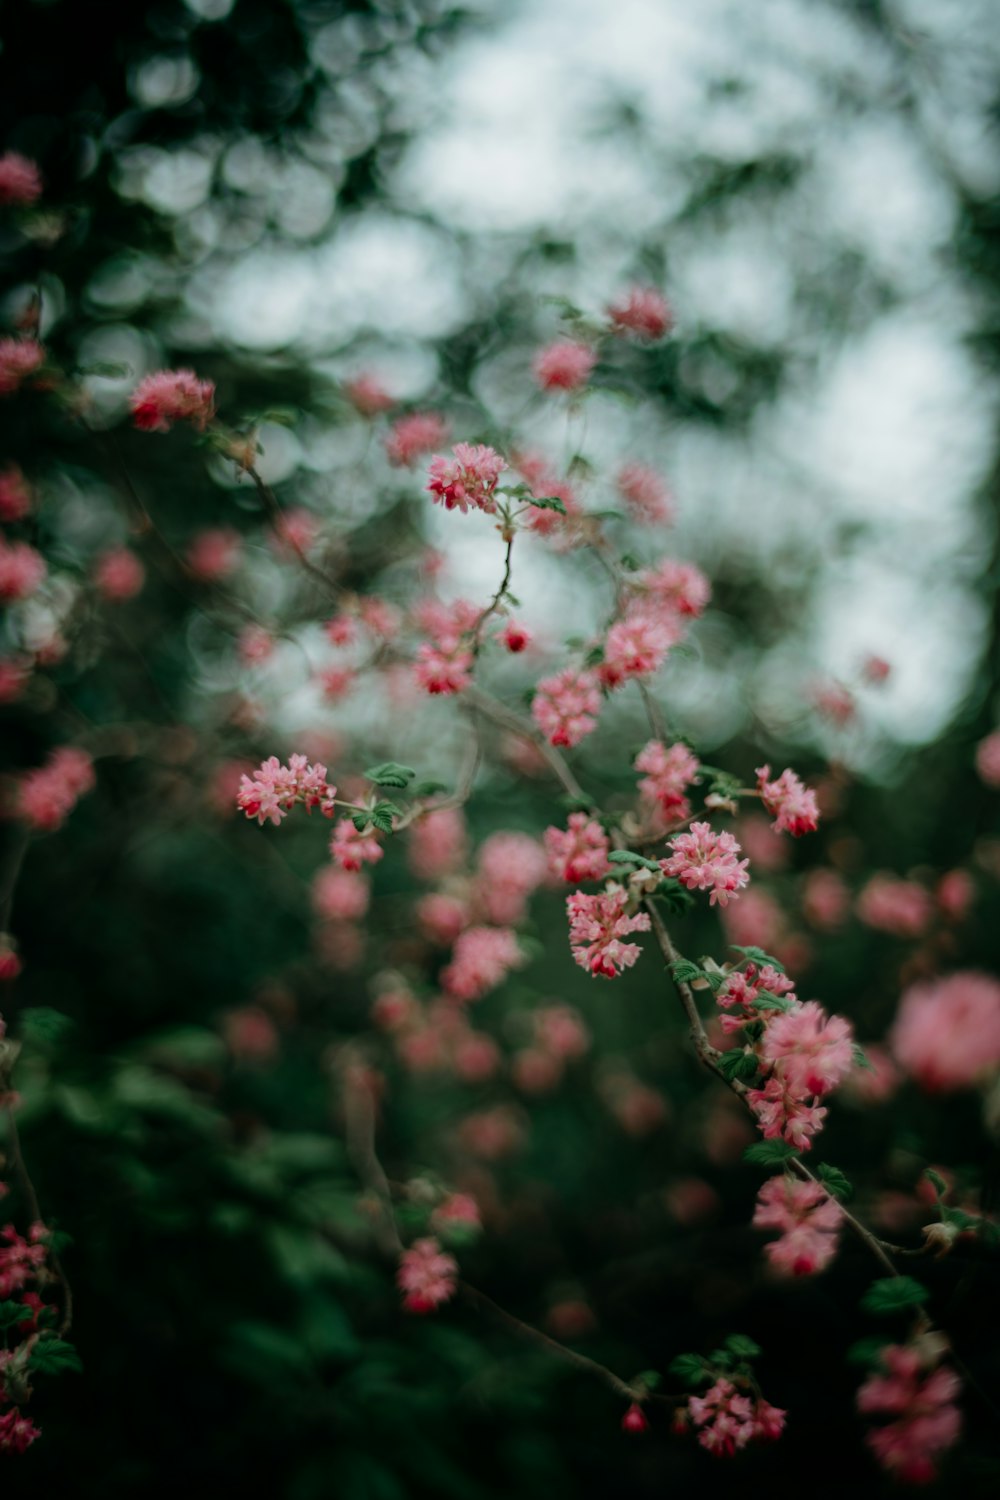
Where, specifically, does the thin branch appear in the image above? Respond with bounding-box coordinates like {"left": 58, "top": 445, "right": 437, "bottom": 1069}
{"left": 246, "top": 465, "right": 345, "bottom": 601}
{"left": 463, "top": 685, "right": 591, "bottom": 805}
{"left": 4, "top": 1105, "right": 73, "bottom": 1335}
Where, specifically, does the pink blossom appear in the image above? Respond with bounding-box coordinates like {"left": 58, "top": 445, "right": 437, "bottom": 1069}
{"left": 544, "top": 813, "right": 610, "bottom": 883}
{"left": 324, "top": 613, "right": 357, "bottom": 647}
{"left": 975, "top": 728, "right": 1000, "bottom": 789}
{"left": 607, "top": 286, "right": 672, "bottom": 341}
{"left": 621, "top": 1404, "right": 649, "bottom": 1434}
{"left": 661, "top": 822, "right": 749, "bottom": 906}
{"left": 512, "top": 1047, "right": 563, "bottom": 1094}
{"left": 15, "top": 746, "right": 95, "bottom": 831}
{"left": 384, "top": 411, "right": 450, "bottom": 467}
{"left": 416, "top": 892, "right": 470, "bottom": 946}
{"left": 0, "top": 338, "right": 44, "bottom": 396}
{"left": 0, "top": 1222, "right": 47, "bottom": 1297}
{"left": 747, "top": 1075, "right": 827, "bottom": 1151}
{"left": 221, "top": 1005, "right": 279, "bottom": 1062}
{"left": 408, "top": 807, "right": 467, "bottom": 881}
{"left": 844, "top": 1043, "right": 900, "bottom": 1105}
{"left": 753, "top": 1174, "right": 842, "bottom": 1276}
{"left": 441, "top": 926, "right": 524, "bottom": 1001}
{"left": 636, "top": 558, "right": 711, "bottom": 618}
{"left": 343, "top": 372, "right": 393, "bottom": 416}
{"left": 269, "top": 506, "right": 319, "bottom": 558}
{"left": 755, "top": 764, "right": 820, "bottom": 837}
{"left": 0, "top": 944, "right": 22, "bottom": 982}
{"left": 476, "top": 831, "right": 548, "bottom": 924}
{"left": 456, "top": 1103, "right": 527, "bottom": 1159}
{"left": 566, "top": 886, "right": 650, "bottom": 978}
{"left": 857, "top": 874, "right": 933, "bottom": 938}
{"left": 237, "top": 625, "right": 274, "bottom": 667}
{"left": 718, "top": 886, "right": 787, "bottom": 952}
{"left": 857, "top": 1342, "right": 961, "bottom": 1485}
{"left": 600, "top": 1069, "right": 668, "bottom": 1135}
{"left": 760, "top": 1000, "right": 854, "bottom": 1098}
{"left": 862, "top": 654, "right": 892, "bottom": 684}
{"left": 532, "top": 340, "right": 596, "bottom": 392}
{"left": 414, "top": 641, "right": 474, "bottom": 695}
{"left": 514, "top": 451, "right": 580, "bottom": 535}
{"left": 0, "top": 152, "right": 43, "bottom": 206}
{"left": 186, "top": 527, "right": 242, "bottom": 582}
{"left": 634, "top": 739, "right": 699, "bottom": 820}
{"left": 802, "top": 868, "right": 849, "bottom": 931}
{"left": 534, "top": 1003, "right": 590, "bottom": 1059}
{"left": 500, "top": 619, "right": 531, "bottom": 652}
{"left": 688, "top": 1379, "right": 785, "bottom": 1456}
{"left": 0, "top": 537, "right": 45, "bottom": 601}
{"left": 890, "top": 971, "right": 1000, "bottom": 1092}
{"left": 0, "top": 1407, "right": 40, "bottom": 1454}
{"left": 358, "top": 596, "right": 401, "bottom": 639}
{"left": 129, "top": 368, "right": 215, "bottom": 432}
{"left": 430, "top": 1193, "right": 481, "bottom": 1237}
{"left": 236, "top": 755, "right": 337, "bottom": 826}
{"left": 397, "top": 1237, "right": 457, "bottom": 1314}
{"left": 531, "top": 667, "right": 602, "bottom": 748}
{"left": 936, "top": 868, "right": 975, "bottom": 923}
{"left": 452, "top": 1029, "right": 502, "bottom": 1083}
{"left": 317, "top": 666, "right": 354, "bottom": 702}
{"left": 330, "top": 818, "right": 384, "bottom": 872}
{"left": 93, "top": 546, "right": 144, "bottom": 601}
{"left": 312, "top": 866, "right": 369, "bottom": 922}
{"left": 813, "top": 680, "right": 855, "bottom": 726}
{"left": 599, "top": 608, "right": 679, "bottom": 688}
{"left": 616, "top": 462, "right": 675, "bottom": 524}
{"left": 0, "top": 465, "right": 32, "bottom": 522}
{"left": 426, "top": 442, "right": 507, "bottom": 514}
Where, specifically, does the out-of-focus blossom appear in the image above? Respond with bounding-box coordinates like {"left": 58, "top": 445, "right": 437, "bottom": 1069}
{"left": 890, "top": 972, "right": 1000, "bottom": 1092}
{"left": 0, "top": 153, "right": 43, "bottom": 206}
{"left": 93, "top": 547, "right": 144, "bottom": 601}
{"left": 532, "top": 340, "right": 595, "bottom": 392}
{"left": 606, "top": 286, "right": 672, "bottom": 341}
{"left": 129, "top": 369, "right": 215, "bottom": 432}
{"left": 384, "top": 411, "right": 449, "bottom": 467}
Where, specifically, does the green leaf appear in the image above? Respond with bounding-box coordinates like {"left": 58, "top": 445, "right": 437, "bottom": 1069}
{"left": 861, "top": 1276, "right": 930, "bottom": 1316}
{"left": 724, "top": 1334, "right": 761, "bottom": 1359}
{"left": 718, "top": 1049, "right": 758, "bottom": 1082}
{"left": 0, "top": 1300, "right": 35, "bottom": 1331}
{"left": 752, "top": 994, "right": 795, "bottom": 1012}
{"left": 853, "top": 1043, "right": 875, "bottom": 1072}
{"left": 634, "top": 1369, "right": 661, "bottom": 1390}
{"left": 817, "top": 1164, "right": 853, "bottom": 1201}
{"left": 669, "top": 959, "right": 704, "bottom": 986}
{"left": 941, "top": 1207, "right": 980, "bottom": 1232}
{"left": 28, "top": 1337, "right": 82, "bottom": 1376}
{"left": 619, "top": 554, "right": 639, "bottom": 571}
{"left": 847, "top": 1337, "right": 890, "bottom": 1367}
{"left": 412, "top": 781, "right": 450, "bottom": 798}
{"left": 924, "top": 1168, "right": 948, "bottom": 1198}
{"left": 364, "top": 762, "right": 416, "bottom": 790}
{"left": 743, "top": 1141, "right": 800, "bottom": 1166}
{"left": 19, "top": 1007, "right": 75, "bottom": 1047}
{"left": 668, "top": 1353, "right": 711, "bottom": 1386}
{"left": 607, "top": 850, "right": 662, "bottom": 872}
{"left": 529, "top": 494, "right": 567, "bottom": 514}
{"left": 730, "top": 945, "right": 785, "bottom": 973}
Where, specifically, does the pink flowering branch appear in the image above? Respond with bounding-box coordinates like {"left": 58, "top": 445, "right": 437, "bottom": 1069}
{"left": 2, "top": 1105, "right": 72, "bottom": 1335}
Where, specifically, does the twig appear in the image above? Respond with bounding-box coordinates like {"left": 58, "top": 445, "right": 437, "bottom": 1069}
{"left": 4, "top": 1105, "right": 73, "bottom": 1335}
{"left": 246, "top": 465, "right": 345, "bottom": 601}
{"left": 463, "top": 685, "right": 591, "bottom": 805}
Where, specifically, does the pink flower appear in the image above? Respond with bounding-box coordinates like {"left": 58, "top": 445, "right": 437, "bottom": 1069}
{"left": 514, "top": 451, "right": 580, "bottom": 535}
{"left": 408, "top": 807, "right": 467, "bottom": 881}
{"left": 0, "top": 944, "right": 21, "bottom": 982}
{"left": 813, "top": 680, "right": 855, "bottom": 726}
{"left": 475, "top": 831, "right": 548, "bottom": 925}
{"left": 441, "top": 926, "right": 524, "bottom": 1001}
{"left": 753, "top": 1174, "right": 842, "bottom": 1276}
{"left": 312, "top": 866, "right": 369, "bottom": 922}
{"left": 661, "top": 822, "right": 749, "bottom": 906}
{"left": 607, "top": 286, "right": 672, "bottom": 341}
{"left": 755, "top": 764, "right": 820, "bottom": 837}
{"left": 746, "top": 1075, "right": 827, "bottom": 1151}
{"left": 802, "top": 868, "right": 849, "bottom": 931}
{"left": 760, "top": 1000, "right": 854, "bottom": 1098}
{"left": 975, "top": 728, "right": 1000, "bottom": 789}
{"left": 426, "top": 442, "right": 507, "bottom": 514}
{"left": 317, "top": 666, "right": 354, "bottom": 702}
{"left": 0, "top": 538, "right": 45, "bottom": 601}
{"left": 384, "top": 411, "right": 450, "bottom": 466}
{"left": 414, "top": 641, "right": 474, "bottom": 695}
{"left": 890, "top": 971, "right": 1000, "bottom": 1092}
{"left": 236, "top": 755, "right": 337, "bottom": 826}
{"left": 937, "top": 868, "right": 975, "bottom": 923}
{"left": 687, "top": 1379, "right": 785, "bottom": 1456}
{"left": 599, "top": 608, "right": 679, "bottom": 688}
{"left": 330, "top": 818, "right": 384, "bottom": 872}
{"left": 862, "top": 654, "right": 892, "bottom": 684}
{"left": 417, "top": 892, "right": 470, "bottom": 946}
{"left": 531, "top": 667, "right": 602, "bottom": 748}
{"left": 0, "top": 1407, "right": 41, "bottom": 1454}
{"left": 500, "top": 619, "right": 531, "bottom": 652}
{"left": 857, "top": 874, "right": 933, "bottom": 938}
{"left": 634, "top": 739, "right": 699, "bottom": 820}
{"left": 566, "top": 886, "right": 650, "bottom": 979}
{"left": 358, "top": 596, "right": 401, "bottom": 640}
{"left": 93, "top": 547, "right": 144, "bottom": 601}
{"left": 636, "top": 558, "right": 710, "bottom": 618}
{"left": 456, "top": 1103, "right": 527, "bottom": 1159}
{"left": 857, "top": 1342, "right": 961, "bottom": 1485}
{"left": 616, "top": 462, "right": 674, "bottom": 524}
{"left": 430, "top": 1193, "right": 481, "bottom": 1237}
{"left": 343, "top": 372, "right": 393, "bottom": 416}
{"left": 0, "top": 338, "right": 44, "bottom": 396}
{"left": 186, "top": 527, "right": 242, "bottom": 582}
{"left": 269, "top": 506, "right": 319, "bottom": 558}
{"left": 129, "top": 369, "right": 215, "bottom": 432}
{"left": 621, "top": 1404, "right": 649, "bottom": 1433}
{"left": 0, "top": 153, "right": 43, "bottom": 206}
{"left": 534, "top": 1002, "right": 590, "bottom": 1059}
{"left": 544, "top": 813, "right": 610, "bottom": 883}
{"left": 15, "top": 746, "right": 95, "bottom": 831}
{"left": 397, "top": 1236, "right": 457, "bottom": 1314}
{"left": 532, "top": 340, "right": 595, "bottom": 393}
{"left": 0, "top": 1222, "right": 47, "bottom": 1297}
{"left": 0, "top": 466, "right": 32, "bottom": 522}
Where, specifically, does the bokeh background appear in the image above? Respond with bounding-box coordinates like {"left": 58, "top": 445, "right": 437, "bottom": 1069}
{"left": 0, "top": 0, "right": 999, "bottom": 1494}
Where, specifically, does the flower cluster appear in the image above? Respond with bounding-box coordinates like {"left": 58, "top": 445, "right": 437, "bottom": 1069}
{"left": 441, "top": 926, "right": 524, "bottom": 1001}
{"left": 396, "top": 1237, "right": 458, "bottom": 1313}
{"left": 752, "top": 1174, "right": 842, "bottom": 1276}
{"left": 616, "top": 462, "right": 674, "bottom": 525}
{"left": 0, "top": 338, "right": 44, "bottom": 396}
{"left": 15, "top": 746, "right": 95, "bottom": 831}
{"left": 0, "top": 537, "right": 45, "bottom": 602}
{"left": 890, "top": 971, "right": 1000, "bottom": 1092}
{"left": 857, "top": 1340, "right": 961, "bottom": 1484}
{"left": 606, "top": 286, "right": 672, "bottom": 341}
{"left": 0, "top": 152, "right": 43, "bottom": 207}
{"left": 686, "top": 1379, "right": 785, "bottom": 1456}
{"left": 661, "top": 823, "right": 749, "bottom": 906}
{"left": 512, "top": 1003, "right": 591, "bottom": 1094}
{"left": 755, "top": 764, "right": 820, "bottom": 837}
{"left": 384, "top": 411, "right": 450, "bottom": 466}
{"left": 330, "top": 818, "right": 384, "bottom": 872}
{"left": 413, "top": 598, "right": 480, "bottom": 696}
{"left": 129, "top": 369, "right": 216, "bottom": 432}
{"left": 532, "top": 340, "right": 595, "bottom": 392}
{"left": 236, "top": 755, "right": 337, "bottom": 826}
{"left": 566, "top": 886, "right": 651, "bottom": 979}
{"left": 544, "top": 813, "right": 610, "bottom": 883}
{"left": 634, "top": 739, "right": 699, "bottom": 821}
{"left": 531, "top": 667, "right": 602, "bottom": 748}
{"left": 426, "top": 442, "right": 507, "bottom": 514}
